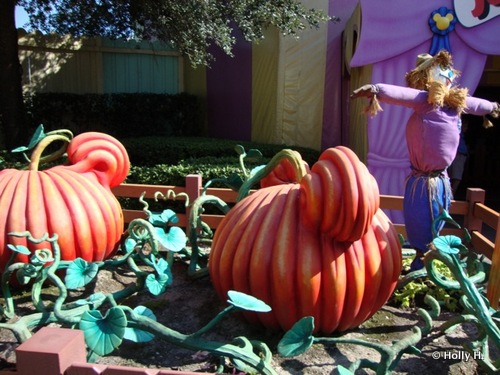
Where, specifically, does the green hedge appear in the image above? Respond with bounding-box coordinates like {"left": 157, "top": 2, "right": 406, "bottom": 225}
{"left": 24, "top": 92, "right": 201, "bottom": 138}
{"left": 120, "top": 136, "right": 321, "bottom": 169}
{"left": 1, "top": 136, "right": 321, "bottom": 188}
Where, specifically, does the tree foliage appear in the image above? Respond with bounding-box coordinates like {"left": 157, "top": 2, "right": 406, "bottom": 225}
{"left": 19, "top": 0, "right": 333, "bottom": 65}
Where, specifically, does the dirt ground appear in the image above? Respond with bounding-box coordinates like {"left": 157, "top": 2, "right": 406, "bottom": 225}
{"left": 0, "top": 258, "right": 495, "bottom": 375}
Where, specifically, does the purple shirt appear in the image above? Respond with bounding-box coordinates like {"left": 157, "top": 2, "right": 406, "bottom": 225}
{"left": 375, "top": 84, "right": 496, "bottom": 172}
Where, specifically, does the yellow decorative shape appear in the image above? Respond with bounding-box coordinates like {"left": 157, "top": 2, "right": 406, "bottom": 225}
{"left": 433, "top": 13, "right": 454, "bottom": 30}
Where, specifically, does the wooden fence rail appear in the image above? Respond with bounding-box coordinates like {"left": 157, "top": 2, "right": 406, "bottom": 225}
{"left": 112, "top": 174, "right": 499, "bottom": 261}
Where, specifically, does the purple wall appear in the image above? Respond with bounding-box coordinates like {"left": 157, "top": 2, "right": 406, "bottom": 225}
{"left": 206, "top": 34, "right": 253, "bottom": 141}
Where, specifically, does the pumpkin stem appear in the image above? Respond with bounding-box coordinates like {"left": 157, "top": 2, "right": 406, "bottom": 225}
{"left": 237, "top": 149, "right": 307, "bottom": 201}
{"left": 28, "top": 131, "right": 73, "bottom": 171}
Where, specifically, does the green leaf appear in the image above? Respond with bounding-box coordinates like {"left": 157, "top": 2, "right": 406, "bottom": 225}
{"left": 154, "top": 226, "right": 186, "bottom": 252}
{"left": 277, "top": 316, "right": 315, "bottom": 357}
{"left": 148, "top": 212, "right": 166, "bottom": 226}
{"left": 12, "top": 124, "right": 46, "bottom": 153}
{"left": 225, "top": 173, "right": 244, "bottom": 191}
{"left": 432, "top": 209, "right": 460, "bottom": 237}
{"left": 227, "top": 290, "right": 271, "bottom": 312}
{"left": 338, "top": 365, "right": 354, "bottom": 375}
{"left": 154, "top": 257, "right": 170, "bottom": 275}
{"left": 65, "top": 258, "right": 99, "bottom": 289}
{"left": 79, "top": 307, "right": 127, "bottom": 356}
{"left": 234, "top": 144, "right": 245, "bottom": 155}
{"left": 145, "top": 272, "right": 171, "bottom": 296}
{"left": 432, "top": 235, "right": 462, "bottom": 255}
{"left": 7, "top": 244, "right": 31, "bottom": 255}
{"left": 161, "top": 209, "right": 179, "bottom": 224}
{"left": 124, "top": 306, "right": 156, "bottom": 343}
{"left": 245, "top": 148, "right": 263, "bottom": 161}
{"left": 124, "top": 238, "right": 137, "bottom": 253}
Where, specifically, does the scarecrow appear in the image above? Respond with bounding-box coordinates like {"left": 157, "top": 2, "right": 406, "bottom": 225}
{"left": 351, "top": 50, "right": 499, "bottom": 270}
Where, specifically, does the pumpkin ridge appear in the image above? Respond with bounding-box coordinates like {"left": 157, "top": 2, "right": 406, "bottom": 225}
{"left": 319, "top": 238, "right": 348, "bottom": 333}
{"left": 326, "top": 149, "right": 359, "bottom": 242}
{"left": 270, "top": 185, "right": 301, "bottom": 330}
{"left": 231, "top": 188, "right": 276, "bottom": 296}
{"left": 0, "top": 171, "right": 27, "bottom": 271}
{"left": 296, "top": 220, "right": 322, "bottom": 327}
{"left": 58, "top": 167, "right": 123, "bottom": 259}
{"left": 44, "top": 170, "right": 94, "bottom": 261}
{"left": 246, "top": 186, "right": 289, "bottom": 329}
{"left": 337, "top": 239, "right": 365, "bottom": 331}
{"left": 51, "top": 169, "right": 109, "bottom": 261}
{"left": 26, "top": 171, "right": 49, "bottom": 248}
{"left": 38, "top": 172, "right": 77, "bottom": 260}
{"left": 299, "top": 172, "right": 323, "bottom": 229}
{"left": 350, "top": 228, "right": 383, "bottom": 327}
{"left": 6, "top": 172, "right": 30, "bottom": 264}
{"left": 337, "top": 146, "right": 377, "bottom": 239}
{"left": 314, "top": 159, "right": 344, "bottom": 237}
{"left": 377, "top": 210, "right": 403, "bottom": 284}
{"left": 370, "top": 210, "right": 402, "bottom": 310}
{"left": 210, "top": 190, "right": 262, "bottom": 295}
{"left": 0, "top": 171, "right": 26, "bottom": 267}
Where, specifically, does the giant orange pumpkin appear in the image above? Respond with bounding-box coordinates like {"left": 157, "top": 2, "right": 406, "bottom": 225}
{"left": 209, "top": 146, "right": 402, "bottom": 334}
{"left": 0, "top": 131, "right": 129, "bottom": 270}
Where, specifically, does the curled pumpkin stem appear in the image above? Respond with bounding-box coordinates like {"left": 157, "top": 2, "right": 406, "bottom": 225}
{"left": 237, "top": 149, "right": 307, "bottom": 201}
{"left": 27, "top": 131, "right": 74, "bottom": 171}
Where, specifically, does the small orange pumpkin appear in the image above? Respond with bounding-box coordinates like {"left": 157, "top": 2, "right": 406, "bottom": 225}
{"left": 0, "top": 131, "right": 129, "bottom": 270}
{"left": 209, "top": 146, "right": 402, "bottom": 334}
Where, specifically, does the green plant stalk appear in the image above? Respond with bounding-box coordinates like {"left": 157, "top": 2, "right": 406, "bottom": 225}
{"left": 128, "top": 218, "right": 160, "bottom": 256}
{"left": 188, "top": 194, "right": 230, "bottom": 277}
{"left": 189, "top": 305, "right": 235, "bottom": 338}
{"left": 1, "top": 258, "right": 26, "bottom": 319}
{"left": 427, "top": 252, "right": 500, "bottom": 344}
{"left": 315, "top": 326, "right": 423, "bottom": 375}
{"left": 121, "top": 305, "right": 278, "bottom": 375}
{"left": 0, "top": 306, "right": 90, "bottom": 343}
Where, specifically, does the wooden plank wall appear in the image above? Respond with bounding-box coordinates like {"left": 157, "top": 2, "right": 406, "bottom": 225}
{"left": 17, "top": 29, "right": 183, "bottom": 95}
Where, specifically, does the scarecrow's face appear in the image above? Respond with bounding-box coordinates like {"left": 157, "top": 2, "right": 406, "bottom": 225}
{"left": 430, "top": 63, "right": 455, "bottom": 88}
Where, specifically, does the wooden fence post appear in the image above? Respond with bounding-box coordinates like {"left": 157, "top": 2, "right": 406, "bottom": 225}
{"left": 16, "top": 327, "right": 86, "bottom": 375}
{"left": 184, "top": 174, "right": 202, "bottom": 235}
{"left": 464, "top": 188, "right": 486, "bottom": 232}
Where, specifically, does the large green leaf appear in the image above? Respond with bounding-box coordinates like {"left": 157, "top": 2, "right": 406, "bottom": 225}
{"left": 146, "top": 267, "right": 171, "bottom": 296}
{"left": 277, "top": 316, "right": 315, "bottom": 357}
{"left": 124, "top": 306, "right": 156, "bottom": 343}
{"left": 65, "top": 258, "right": 99, "bottom": 289}
{"left": 432, "top": 235, "right": 462, "bottom": 255}
{"left": 154, "top": 226, "right": 186, "bottom": 252}
{"left": 79, "top": 307, "right": 127, "bottom": 356}
{"left": 227, "top": 290, "right": 271, "bottom": 312}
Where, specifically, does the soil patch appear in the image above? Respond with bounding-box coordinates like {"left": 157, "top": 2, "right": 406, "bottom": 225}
{"left": 0, "top": 260, "right": 495, "bottom": 374}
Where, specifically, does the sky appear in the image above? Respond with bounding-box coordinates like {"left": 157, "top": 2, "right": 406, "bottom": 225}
{"left": 15, "top": 6, "right": 30, "bottom": 29}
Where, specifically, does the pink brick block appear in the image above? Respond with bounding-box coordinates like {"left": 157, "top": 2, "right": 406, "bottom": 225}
{"left": 66, "top": 363, "right": 107, "bottom": 375}
{"left": 16, "top": 327, "right": 86, "bottom": 375}
{"left": 101, "top": 366, "right": 160, "bottom": 374}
